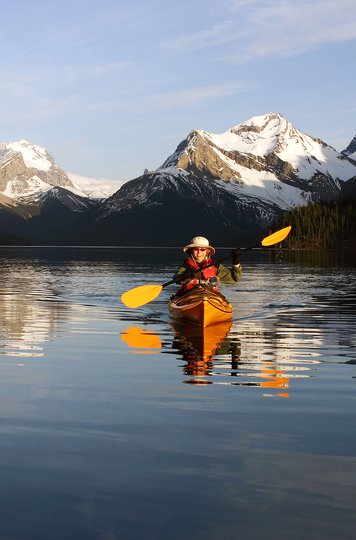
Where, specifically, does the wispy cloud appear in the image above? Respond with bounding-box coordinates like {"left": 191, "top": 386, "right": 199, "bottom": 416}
{"left": 0, "top": 75, "right": 37, "bottom": 101}
{"left": 135, "top": 83, "right": 249, "bottom": 110}
{"left": 63, "top": 62, "right": 130, "bottom": 80}
{"left": 0, "top": 96, "right": 86, "bottom": 128}
{"left": 162, "top": 0, "right": 356, "bottom": 62}
{"left": 0, "top": 82, "right": 250, "bottom": 131}
{"left": 228, "top": 0, "right": 356, "bottom": 62}
{"left": 162, "top": 21, "right": 236, "bottom": 53}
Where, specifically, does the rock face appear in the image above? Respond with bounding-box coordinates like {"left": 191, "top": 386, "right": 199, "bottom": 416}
{"left": 0, "top": 149, "right": 27, "bottom": 190}
{"left": 162, "top": 130, "right": 244, "bottom": 182}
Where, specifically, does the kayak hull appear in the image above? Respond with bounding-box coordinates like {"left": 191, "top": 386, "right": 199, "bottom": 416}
{"left": 169, "top": 286, "right": 233, "bottom": 327}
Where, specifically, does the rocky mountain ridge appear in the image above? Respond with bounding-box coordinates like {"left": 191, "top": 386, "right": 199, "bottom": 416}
{"left": 0, "top": 113, "right": 355, "bottom": 246}
{"left": 89, "top": 113, "right": 356, "bottom": 246}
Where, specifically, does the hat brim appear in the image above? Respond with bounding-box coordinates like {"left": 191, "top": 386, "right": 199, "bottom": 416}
{"left": 183, "top": 244, "right": 215, "bottom": 255}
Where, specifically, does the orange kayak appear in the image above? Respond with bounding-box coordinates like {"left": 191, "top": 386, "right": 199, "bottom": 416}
{"left": 169, "top": 286, "right": 233, "bottom": 327}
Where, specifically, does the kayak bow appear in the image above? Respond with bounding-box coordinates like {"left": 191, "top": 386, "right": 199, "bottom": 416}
{"left": 169, "top": 286, "right": 233, "bottom": 327}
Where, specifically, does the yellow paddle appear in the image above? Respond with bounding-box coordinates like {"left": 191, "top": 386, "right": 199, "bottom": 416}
{"left": 121, "top": 284, "right": 166, "bottom": 309}
{"left": 121, "top": 225, "right": 292, "bottom": 308}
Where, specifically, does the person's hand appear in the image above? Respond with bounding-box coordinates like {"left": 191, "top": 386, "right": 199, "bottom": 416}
{"left": 231, "top": 248, "right": 243, "bottom": 265}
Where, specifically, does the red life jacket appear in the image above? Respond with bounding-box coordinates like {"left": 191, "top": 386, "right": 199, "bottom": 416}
{"left": 181, "top": 257, "right": 219, "bottom": 291}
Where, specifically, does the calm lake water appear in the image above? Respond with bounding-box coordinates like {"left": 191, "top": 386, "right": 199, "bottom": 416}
{"left": 0, "top": 246, "right": 355, "bottom": 540}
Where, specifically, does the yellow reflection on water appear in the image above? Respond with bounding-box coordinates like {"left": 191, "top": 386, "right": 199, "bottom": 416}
{"left": 121, "top": 326, "right": 162, "bottom": 354}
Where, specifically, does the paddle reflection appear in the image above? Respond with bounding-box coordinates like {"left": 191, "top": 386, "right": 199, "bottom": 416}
{"left": 121, "top": 326, "right": 162, "bottom": 354}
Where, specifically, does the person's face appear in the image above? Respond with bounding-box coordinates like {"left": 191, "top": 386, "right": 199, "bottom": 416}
{"left": 192, "top": 247, "right": 208, "bottom": 263}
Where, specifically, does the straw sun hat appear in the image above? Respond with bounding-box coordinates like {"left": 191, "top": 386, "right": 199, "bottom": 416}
{"left": 183, "top": 236, "right": 215, "bottom": 255}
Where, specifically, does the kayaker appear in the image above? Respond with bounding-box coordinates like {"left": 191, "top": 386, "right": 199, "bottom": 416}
{"left": 173, "top": 236, "right": 242, "bottom": 293}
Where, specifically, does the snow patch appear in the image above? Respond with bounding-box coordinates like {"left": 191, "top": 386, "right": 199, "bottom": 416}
{"left": 67, "top": 172, "right": 124, "bottom": 199}
{"left": 3, "top": 177, "right": 53, "bottom": 198}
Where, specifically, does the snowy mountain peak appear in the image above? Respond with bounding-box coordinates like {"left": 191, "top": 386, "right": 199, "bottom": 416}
{"left": 231, "top": 112, "right": 290, "bottom": 134}
{"left": 0, "top": 139, "right": 76, "bottom": 199}
{"left": 209, "top": 112, "right": 324, "bottom": 158}
{"left": 154, "top": 112, "right": 356, "bottom": 215}
{"left": 5, "top": 139, "right": 53, "bottom": 171}
{"left": 0, "top": 139, "right": 123, "bottom": 201}
{"left": 160, "top": 112, "right": 355, "bottom": 183}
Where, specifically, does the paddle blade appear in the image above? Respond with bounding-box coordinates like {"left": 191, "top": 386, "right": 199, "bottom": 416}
{"left": 121, "top": 284, "right": 163, "bottom": 308}
{"left": 261, "top": 226, "right": 292, "bottom": 247}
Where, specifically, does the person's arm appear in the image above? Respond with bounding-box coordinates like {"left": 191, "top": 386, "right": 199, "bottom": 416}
{"left": 217, "top": 249, "right": 243, "bottom": 283}
{"left": 217, "top": 263, "right": 242, "bottom": 283}
{"left": 173, "top": 264, "right": 194, "bottom": 284}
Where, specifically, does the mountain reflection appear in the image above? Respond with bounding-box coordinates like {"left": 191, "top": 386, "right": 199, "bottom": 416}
{"left": 0, "top": 258, "right": 73, "bottom": 358}
{"left": 0, "top": 287, "right": 68, "bottom": 357}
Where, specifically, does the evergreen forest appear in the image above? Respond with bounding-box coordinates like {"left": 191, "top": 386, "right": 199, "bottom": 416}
{"left": 275, "top": 198, "right": 356, "bottom": 250}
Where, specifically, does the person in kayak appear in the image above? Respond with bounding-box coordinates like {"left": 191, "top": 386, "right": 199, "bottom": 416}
{"left": 173, "top": 236, "right": 242, "bottom": 293}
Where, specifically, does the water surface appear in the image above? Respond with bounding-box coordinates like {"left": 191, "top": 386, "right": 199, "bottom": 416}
{"left": 0, "top": 247, "right": 355, "bottom": 540}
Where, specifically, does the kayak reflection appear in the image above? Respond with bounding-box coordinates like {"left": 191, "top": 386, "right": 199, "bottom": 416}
{"left": 120, "top": 324, "right": 290, "bottom": 396}
{"left": 171, "top": 320, "right": 238, "bottom": 384}
{"left": 171, "top": 320, "right": 233, "bottom": 361}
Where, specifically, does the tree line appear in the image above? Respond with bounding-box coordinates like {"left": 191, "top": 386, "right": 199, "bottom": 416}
{"left": 275, "top": 198, "right": 356, "bottom": 249}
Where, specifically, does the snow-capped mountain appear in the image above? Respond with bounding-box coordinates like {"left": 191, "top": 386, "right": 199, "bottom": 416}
{"left": 0, "top": 140, "right": 77, "bottom": 199}
{"left": 0, "top": 139, "right": 120, "bottom": 243}
{"left": 160, "top": 112, "right": 355, "bottom": 205}
{"left": 0, "top": 140, "right": 122, "bottom": 201}
{"left": 0, "top": 113, "right": 355, "bottom": 246}
{"left": 88, "top": 113, "right": 356, "bottom": 246}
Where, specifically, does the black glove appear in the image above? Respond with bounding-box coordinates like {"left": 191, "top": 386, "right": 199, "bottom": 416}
{"left": 231, "top": 248, "right": 243, "bottom": 265}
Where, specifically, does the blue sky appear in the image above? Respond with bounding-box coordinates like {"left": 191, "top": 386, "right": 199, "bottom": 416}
{"left": 1, "top": 0, "right": 355, "bottom": 181}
